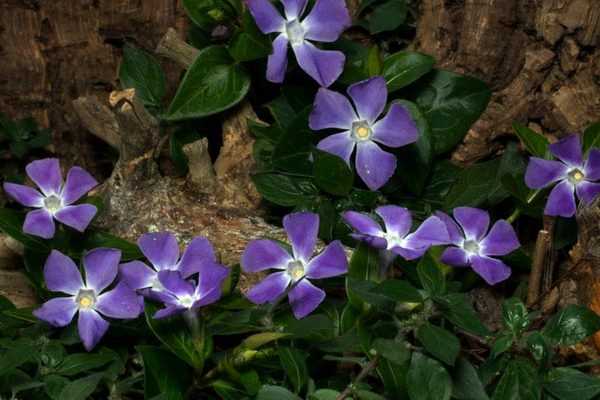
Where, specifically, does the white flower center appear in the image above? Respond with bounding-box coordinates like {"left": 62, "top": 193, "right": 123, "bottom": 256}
{"left": 462, "top": 240, "right": 480, "bottom": 255}
{"left": 178, "top": 295, "right": 195, "bottom": 308}
{"left": 384, "top": 232, "right": 405, "bottom": 250}
{"left": 351, "top": 121, "right": 373, "bottom": 142}
{"left": 287, "top": 260, "right": 305, "bottom": 281}
{"left": 150, "top": 276, "right": 164, "bottom": 291}
{"left": 44, "top": 195, "right": 62, "bottom": 213}
{"left": 286, "top": 19, "right": 305, "bottom": 46}
{"left": 76, "top": 289, "right": 96, "bottom": 310}
{"left": 568, "top": 168, "right": 585, "bottom": 184}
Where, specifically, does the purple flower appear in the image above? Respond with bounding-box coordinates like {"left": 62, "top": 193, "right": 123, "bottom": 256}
{"left": 33, "top": 249, "right": 142, "bottom": 351}
{"left": 436, "top": 207, "right": 520, "bottom": 285}
{"left": 119, "top": 232, "right": 225, "bottom": 301}
{"left": 246, "top": 0, "right": 350, "bottom": 87}
{"left": 242, "top": 212, "right": 348, "bottom": 319}
{"left": 309, "top": 76, "right": 419, "bottom": 190}
{"left": 3, "top": 158, "right": 98, "bottom": 239}
{"left": 524, "top": 134, "right": 600, "bottom": 217}
{"left": 343, "top": 206, "right": 449, "bottom": 260}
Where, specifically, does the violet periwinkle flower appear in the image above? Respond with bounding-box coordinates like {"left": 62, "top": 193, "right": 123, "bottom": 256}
{"left": 33, "top": 249, "right": 142, "bottom": 351}
{"left": 242, "top": 212, "right": 348, "bottom": 319}
{"left": 309, "top": 76, "right": 419, "bottom": 190}
{"left": 524, "top": 134, "right": 600, "bottom": 217}
{"left": 246, "top": 0, "right": 350, "bottom": 87}
{"left": 119, "top": 232, "right": 227, "bottom": 304}
{"left": 343, "top": 206, "right": 449, "bottom": 260}
{"left": 3, "top": 158, "right": 98, "bottom": 239}
{"left": 436, "top": 207, "right": 520, "bottom": 285}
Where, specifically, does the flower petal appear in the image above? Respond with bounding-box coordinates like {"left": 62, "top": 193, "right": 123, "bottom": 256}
{"left": 119, "top": 261, "right": 156, "bottom": 290}
{"left": 347, "top": 77, "right": 387, "bottom": 124}
{"left": 178, "top": 236, "right": 218, "bottom": 278}
{"left": 355, "top": 141, "right": 396, "bottom": 191}
{"left": 453, "top": 207, "right": 489, "bottom": 241}
{"left": 83, "top": 248, "right": 121, "bottom": 293}
{"left": 44, "top": 250, "right": 84, "bottom": 295}
{"left": 584, "top": 149, "right": 600, "bottom": 181}
{"left": 246, "top": 0, "right": 285, "bottom": 34}
{"left": 292, "top": 42, "right": 345, "bottom": 88}
{"left": 197, "top": 262, "right": 229, "bottom": 299}
{"left": 375, "top": 205, "right": 411, "bottom": 238}
{"left": 54, "top": 204, "right": 97, "bottom": 232}
{"left": 158, "top": 270, "right": 195, "bottom": 298}
{"left": 153, "top": 304, "right": 185, "bottom": 319}
{"left": 266, "top": 34, "right": 289, "bottom": 83}
{"left": 23, "top": 209, "right": 55, "bottom": 239}
{"left": 434, "top": 211, "right": 463, "bottom": 245}
{"left": 342, "top": 211, "right": 383, "bottom": 237}
{"left": 305, "top": 240, "right": 347, "bottom": 279}
{"left": 281, "top": 0, "right": 307, "bottom": 19}
{"left": 284, "top": 212, "right": 319, "bottom": 262}
{"left": 309, "top": 88, "right": 356, "bottom": 131}
{"left": 524, "top": 157, "right": 568, "bottom": 189}
{"left": 302, "top": 0, "right": 350, "bottom": 42}
{"left": 61, "top": 167, "right": 98, "bottom": 205}
{"left": 549, "top": 134, "right": 583, "bottom": 167}
{"left": 404, "top": 216, "right": 450, "bottom": 248}
{"left": 544, "top": 180, "right": 576, "bottom": 217}
{"left": 242, "top": 239, "right": 292, "bottom": 273}
{"left": 470, "top": 255, "right": 511, "bottom": 285}
{"left": 391, "top": 246, "right": 427, "bottom": 261}
{"left": 96, "top": 282, "right": 142, "bottom": 319}
{"left": 33, "top": 297, "right": 78, "bottom": 327}
{"left": 2, "top": 183, "right": 44, "bottom": 207}
{"left": 247, "top": 271, "right": 291, "bottom": 304}
{"left": 194, "top": 286, "right": 223, "bottom": 308}
{"left": 350, "top": 233, "right": 387, "bottom": 249}
{"left": 26, "top": 158, "right": 63, "bottom": 197}
{"left": 480, "top": 220, "right": 520, "bottom": 257}
{"left": 138, "top": 232, "right": 180, "bottom": 270}
{"left": 288, "top": 279, "right": 325, "bottom": 319}
{"left": 316, "top": 132, "right": 355, "bottom": 165}
{"left": 440, "top": 247, "right": 469, "bottom": 267}
{"left": 371, "top": 103, "right": 419, "bottom": 148}
{"left": 576, "top": 181, "right": 600, "bottom": 205}
{"left": 78, "top": 309, "right": 109, "bottom": 351}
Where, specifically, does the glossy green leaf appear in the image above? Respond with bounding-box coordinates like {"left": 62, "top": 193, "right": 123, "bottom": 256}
{"left": 451, "top": 358, "right": 489, "bottom": 400}
{"left": 368, "top": 0, "right": 407, "bottom": 34}
{"left": 278, "top": 347, "right": 308, "bottom": 393}
{"left": 257, "top": 385, "right": 302, "bottom": 400}
{"left": 58, "top": 373, "right": 103, "bottom": 400}
{"left": 309, "top": 389, "right": 341, "bottom": 400}
{"left": 55, "top": 352, "right": 116, "bottom": 376}
{"left": 436, "top": 293, "right": 490, "bottom": 336}
{"left": 383, "top": 52, "right": 436, "bottom": 93}
{"left": 502, "top": 298, "right": 530, "bottom": 336}
{"left": 252, "top": 173, "right": 317, "bottom": 206}
{"left": 137, "top": 346, "right": 192, "bottom": 400}
{"left": 416, "top": 322, "right": 460, "bottom": 366}
{"left": 583, "top": 122, "right": 600, "bottom": 154}
{"left": 119, "top": 45, "right": 166, "bottom": 108}
{"left": 544, "top": 367, "right": 600, "bottom": 400}
{"left": 372, "top": 338, "right": 410, "bottom": 365}
{"left": 313, "top": 150, "right": 354, "bottom": 196}
{"left": 512, "top": 122, "right": 549, "bottom": 158}
{"left": 492, "top": 359, "right": 540, "bottom": 400}
{"left": 407, "top": 352, "right": 452, "bottom": 400}
{"left": 542, "top": 305, "right": 600, "bottom": 346}
{"left": 417, "top": 252, "right": 446, "bottom": 296}
{"left": 371, "top": 279, "right": 422, "bottom": 304}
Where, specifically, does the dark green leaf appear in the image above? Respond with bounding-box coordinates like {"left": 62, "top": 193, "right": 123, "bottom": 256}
{"left": 309, "top": 389, "right": 341, "bottom": 400}
{"left": 313, "top": 150, "right": 353, "bottom": 196}
{"left": 347, "top": 243, "right": 383, "bottom": 308}
{"left": 256, "top": 385, "right": 302, "bottom": 400}
{"left": 383, "top": 52, "right": 436, "bottom": 92}
{"left": 417, "top": 252, "right": 446, "bottom": 296}
{"left": 239, "top": 369, "right": 261, "bottom": 395}
{"left": 544, "top": 367, "right": 600, "bottom": 400}
{"left": 436, "top": 293, "right": 490, "bottom": 336}
{"left": 583, "top": 122, "right": 600, "bottom": 154}
{"left": 416, "top": 322, "right": 460, "bottom": 366}
{"left": 0, "top": 208, "right": 50, "bottom": 251}
{"left": 82, "top": 231, "right": 141, "bottom": 261}
{"left": 406, "top": 352, "right": 452, "bottom": 400}
{"left": 166, "top": 46, "right": 250, "bottom": 121}
{"left": 183, "top": 0, "right": 236, "bottom": 30}
{"left": 542, "top": 305, "right": 600, "bottom": 346}
{"left": 278, "top": 347, "right": 308, "bottom": 393}
{"left": 512, "top": 122, "right": 549, "bottom": 158}
{"left": 0, "top": 339, "right": 36, "bottom": 376}
{"left": 55, "top": 352, "right": 116, "bottom": 376}
{"left": 169, "top": 129, "right": 202, "bottom": 174}
{"left": 492, "top": 359, "right": 540, "bottom": 400}
{"left": 377, "top": 357, "right": 409, "bottom": 399}
{"left": 137, "top": 346, "right": 193, "bottom": 400}
{"left": 119, "top": 45, "right": 166, "bottom": 108}
{"left": 368, "top": 0, "right": 407, "bottom": 34}
{"left": 252, "top": 173, "right": 317, "bottom": 206}
{"left": 372, "top": 338, "right": 410, "bottom": 365}
{"left": 490, "top": 335, "right": 513, "bottom": 359}
{"left": 371, "top": 279, "right": 422, "bottom": 303}
{"left": 451, "top": 358, "right": 489, "bottom": 400}
{"left": 228, "top": 11, "right": 271, "bottom": 62}
{"left": 58, "top": 373, "right": 103, "bottom": 400}
{"left": 211, "top": 380, "right": 247, "bottom": 400}
{"left": 502, "top": 298, "right": 530, "bottom": 336}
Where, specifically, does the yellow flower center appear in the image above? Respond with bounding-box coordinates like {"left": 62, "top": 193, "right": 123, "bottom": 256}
{"left": 351, "top": 121, "right": 372, "bottom": 142}
{"left": 79, "top": 297, "right": 93, "bottom": 308}
{"left": 76, "top": 289, "right": 96, "bottom": 309}
{"left": 287, "top": 260, "right": 305, "bottom": 281}
{"left": 44, "top": 195, "right": 62, "bottom": 213}
{"left": 356, "top": 126, "right": 370, "bottom": 139}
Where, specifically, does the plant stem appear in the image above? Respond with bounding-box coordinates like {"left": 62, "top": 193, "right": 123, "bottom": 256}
{"left": 506, "top": 190, "right": 541, "bottom": 224}
{"left": 336, "top": 355, "right": 380, "bottom": 400}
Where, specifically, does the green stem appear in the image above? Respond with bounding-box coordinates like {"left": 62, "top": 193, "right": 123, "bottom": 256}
{"left": 506, "top": 190, "right": 541, "bottom": 224}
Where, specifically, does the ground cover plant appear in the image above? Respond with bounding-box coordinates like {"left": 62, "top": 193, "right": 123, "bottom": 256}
{"left": 1, "top": 0, "right": 600, "bottom": 399}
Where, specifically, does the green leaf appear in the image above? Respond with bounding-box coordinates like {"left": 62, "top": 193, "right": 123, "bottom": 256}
{"left": 347, "top": 243, "right": 383, "bottom": 309}
{"left": 367, "top": 45, "right": 384, "bottom": 76}
{"left": 383, "top": 52, "right": 436, "bottom": 93}
{"left": 252, "top": 173, "right": 317, "bottom": 206}
{"left": 502, "top": 298, "right": 530, "bottom": 336}
{"left": 451, "top": 358, "right": 489, "bottom": 400}
{"left": 309, "top": 389, "right": 341, "bottom": 400}
{"left": 313, "top": 150, "right": 354, "bottom": 196}
{"left": 406, "top": 352, "right": 452, "bottom": 400}
{"left": 544, "top": 367, "right": 600, "bottom": 400}
{"left": 278, "top": 347, "right": 308, "bottom": 393}
{"left": 137, "top": 346, "right": 193, "bottom": 400}
{"left": 143, "top": 302, "right": 207, "bottom": 370}
{"left": 436, "top": 293, "right": 490, "bottom": 336}
{"left": 256, "top": 385, "right": 302, "bottom": 400}
{"left": 166, "top": 46, "right": 250, "bottom": 121}
{"left": 417, "top": 251, "right": 446, "bottom": 297}
{"left": 377, "top": 357, "right": 409, "bottom": 398}
{"left": 490, "top": 335, "right": 513, "bottom": 359}
{"left": 228, "top": 11, "right": 271, "bottom": 62}
{"left": 119, "top": 45, "right": 166, "bottom": 108}
{"left": 368, "top": 0, "right": 407, "bottom": 34}
{"left": 82, "top": 231, "right": 142, "bottom": 261}
{"left": 239, "top": 369, "right": 261, "bottom": 395}
{"left": 542, "top": 305, "right": 600, "bottom": 346}
{"left": 372, "top": 338, "right": 410, "bottom": 365}
{"left": 55, "top": 352, "right": 116, "bottom": 376}
{"left": 512, "top": 122, "right": 549, "bottom": 158}
{"left": 58, "top": 373, "right": 103, "bottom": 400}
{"left": 492, "top": 359, "right": 540, "bottom": 400}
{"left": 0, "top": 339, "right": 36, "bottom": 376}
{"left": 416, "top": 322, "right": 460, "bottom": 366}
{"left": 0, "top": 208, "right": 50, "bottom": 251}
{"left": 583, "top": 122, "right": 600, "bottom": 154}
{"left": 183, "top": 0, "right": 236, "bottom": 30}
{"left": 410, "top": 70, "right": 491, "bottom": 155}
{"left": 211, "top": 380, "right": 247, "bottom": 400}
{"left": 241, "top": 332, "right": 289, "bottom": 350}
{"left": 370, "top": 279, "right": 422, "bottom": 304}
{"left": 169, "top": 129, "right": 202, "bottom": 174}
